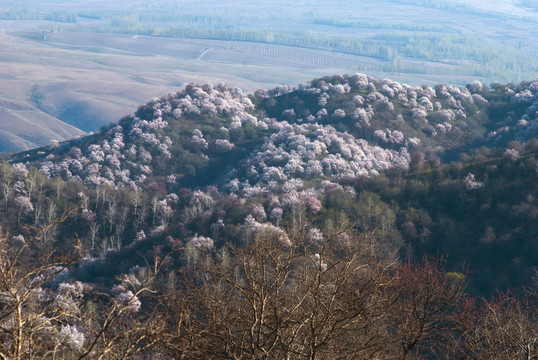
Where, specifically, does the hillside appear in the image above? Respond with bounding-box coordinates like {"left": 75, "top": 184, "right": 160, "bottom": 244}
{"left": 2, "top": 74, "right": 538, "bottom": 287}
{"left": 0, "top": 73, "right": 536, "bottom": 358}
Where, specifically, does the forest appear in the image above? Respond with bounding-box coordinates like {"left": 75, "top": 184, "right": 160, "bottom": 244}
{"left": 0, "top": 73, "right": 537, "bottom": 358}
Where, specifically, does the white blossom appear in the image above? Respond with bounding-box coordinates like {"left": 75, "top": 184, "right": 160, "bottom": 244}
{"left": 215, "top": 139, "right": 234, "bottom": 152}
{"left": 464, "top": 173, "right": 483, "bottom": 190}
{"left": 115, "top": 290, "right": 141, "bottom": 313}
{"left": 190, "top": 235, "right": 214, "bottom": 250}
{"left": 58, "top": 324, "right": 85, "bottom": 350}
{"left": 308, "top": 228, "right": 323, "bottom": 243}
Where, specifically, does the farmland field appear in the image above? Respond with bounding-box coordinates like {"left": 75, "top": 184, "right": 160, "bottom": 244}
{"left": 0, "top": 31, "right": 378, "bottom": 152}
{"left": 0, "top": 0, "right": 537, "bottom": 152}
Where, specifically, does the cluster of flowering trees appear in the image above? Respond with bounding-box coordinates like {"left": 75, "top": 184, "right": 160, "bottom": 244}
{"left": 12, "top": 73, "right": 491, "bottom": 199}
{"left": 288, "top": 74, "right": 487, "bottom": 144}
{"left": 33, "top": 82, "right": 257, "bottom": 191}
{"left": 0, "top": 75, "right": 537, "bottom": 277}
{"left": 6, "top": 74, "right": 535, "bottom": 205}
{"left": 224, "top": 120, "right": 410, "bottom": 195}
{"left": 7, "top": 74, "right": 535, "bottom": 230}
{"left": 479, "top": 80, "right": 538, "bottom": 146}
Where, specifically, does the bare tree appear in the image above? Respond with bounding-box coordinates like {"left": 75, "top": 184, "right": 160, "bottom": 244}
{"left": 0, "top": 216, "right": 165, "bottom": 360}
{"left": 0, "top": 162, "right": 13, "bottom": 213}
{"left": 0, "top": 232, "right": 74, "bottom": 360}
{"left": 383, "top": 257, "right": 467, "bottom": 359}
{"left": 158, "top": 227, "right": 394, "bottom": 359}
{"left": 447, "top": 290, "right": 537, "bottom": 360}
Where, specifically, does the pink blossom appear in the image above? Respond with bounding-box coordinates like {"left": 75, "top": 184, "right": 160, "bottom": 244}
{"left": 115, "top": 290, "right": 141, "bottom": 313}
{"left": 300, "top": 194, "right": 322, "bottom": 214}
{"left": 166, "top": 175, "right": 177, "bottom": 184}
{"left": 270, "top": 207, "right": 283, "bottom": 223}
{"left": 139, "top": 149, "right": 152, "bottom": 163}
{"left": 251, "top": 204, "right": 267, "bottom": 221}
{"left": 191, "top": 129, "right": 208, "bottom": 151}
{"left": 332, "top": 109, "right": 346, "bottom": 119}
{"left": 12, "top": 163, "right": 28, "bottom": 179}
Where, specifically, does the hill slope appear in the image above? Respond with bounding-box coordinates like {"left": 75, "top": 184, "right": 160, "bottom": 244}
{"left": 1, "top": 73, "right": 537, "bottom": 296}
